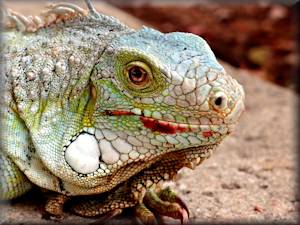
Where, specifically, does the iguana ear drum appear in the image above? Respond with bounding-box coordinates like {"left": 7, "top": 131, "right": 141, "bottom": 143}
{"left": 65, "top": 133, "right": 100, "bottom": 174}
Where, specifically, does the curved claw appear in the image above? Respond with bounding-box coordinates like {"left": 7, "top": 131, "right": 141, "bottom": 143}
{"left": 143, "top": 188, "right": 189, "bottom": 225}
{"left": 158, "top": 186, "right": 190, "bottom": 219}
{"left": 178, "top": 206, "right": 189, "bottom": 225}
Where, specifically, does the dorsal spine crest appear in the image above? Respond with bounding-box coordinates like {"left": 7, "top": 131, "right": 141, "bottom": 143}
{"left": 1, "top": 1, "right": 125, "bottom": 33}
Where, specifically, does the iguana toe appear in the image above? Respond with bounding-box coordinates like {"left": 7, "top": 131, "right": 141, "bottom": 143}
{"left": 143, "top": 188, "right": 189, "bottom": 225}
{"left": 133, "top": 203, "right": 158, "bottom": 225}
{"left": 44, "top": 193, "right": 69, "bottom": 218}
{"left": 157, "top": 186, "right": 190, "bottom": 219}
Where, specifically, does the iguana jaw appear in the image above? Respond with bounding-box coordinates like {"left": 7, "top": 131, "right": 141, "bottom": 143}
{"left": 104, "top": 109, "right": 233, "bottom": 136}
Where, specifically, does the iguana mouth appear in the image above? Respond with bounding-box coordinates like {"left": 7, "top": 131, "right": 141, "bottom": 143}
{"left": 104, "top": 110, "right": 226, "bottom": 136}
{"left": 140, "top": 116, "right": 214, "bottom": 136}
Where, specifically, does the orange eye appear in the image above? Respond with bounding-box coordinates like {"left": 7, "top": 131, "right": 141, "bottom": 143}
{"left": 128, "top": 66, "right": 148, "bottom": 85}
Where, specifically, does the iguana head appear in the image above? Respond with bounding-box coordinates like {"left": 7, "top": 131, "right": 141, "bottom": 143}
{"left": 3, "top": 0, "right": 245, "bottom": 194}
{"left": 66, "top": 27, "right": 245, "bottom": 176}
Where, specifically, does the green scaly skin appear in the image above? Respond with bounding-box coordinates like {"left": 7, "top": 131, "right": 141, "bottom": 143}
{"left": 0, "top": 2, "right": 245, "bottom": 223}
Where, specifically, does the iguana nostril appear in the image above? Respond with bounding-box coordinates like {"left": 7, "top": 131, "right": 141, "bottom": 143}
{"left": 211, "top": 92, "right": 228, "bottom": 111}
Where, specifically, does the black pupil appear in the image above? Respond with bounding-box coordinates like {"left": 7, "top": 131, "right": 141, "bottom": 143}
{"left": 131, "top": 67, "right": 142, "bottom": 77}
{"left": 215, "top": 97, "right": 223, "bottom": 106}
{"left": 129, "top": 66, "right": 145, "bottom": 83}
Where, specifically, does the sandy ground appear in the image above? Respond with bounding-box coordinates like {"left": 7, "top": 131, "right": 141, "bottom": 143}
{"left": 1, "top": 1, "right": 298, "bottom": 224}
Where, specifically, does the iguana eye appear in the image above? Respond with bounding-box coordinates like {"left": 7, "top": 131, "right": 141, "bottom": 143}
{"left": 128, "top": 66, "right": 147, "bottom": 83}
{"left": 125, "top": 61, "right": 153, "bottom": 89}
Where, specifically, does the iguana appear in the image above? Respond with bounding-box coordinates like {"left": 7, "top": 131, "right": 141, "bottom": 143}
{"left": 0, "top": 1, "right": 245, "bottom": 224}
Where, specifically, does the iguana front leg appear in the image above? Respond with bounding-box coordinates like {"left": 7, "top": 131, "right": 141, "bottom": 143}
{"left": 68, "top": 184, "right": 188, "bottom": 225}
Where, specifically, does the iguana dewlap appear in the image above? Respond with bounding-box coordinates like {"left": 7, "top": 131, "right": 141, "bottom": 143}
{"left": 0, "top": 1, "right": 245, "bottom": 223}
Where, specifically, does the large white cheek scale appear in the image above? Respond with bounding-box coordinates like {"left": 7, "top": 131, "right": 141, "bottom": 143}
{"left": 65, "top": 133, "right": 100, "bottom": 174}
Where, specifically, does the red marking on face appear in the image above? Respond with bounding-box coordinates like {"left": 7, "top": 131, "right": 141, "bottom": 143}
{"left": 105, "top": 110, "right": 134, "bottom": 116}
{"left": 202, "top": 131, "right": 213, "bottom": 137}
{"left": 107, "top": 110, "right": 214, "bottom": 135}
{"left": 177, "top": 124, "right": 188, "bottom": 133}
{"left": 140, "top": 117, "right": 189, "bottom": 134}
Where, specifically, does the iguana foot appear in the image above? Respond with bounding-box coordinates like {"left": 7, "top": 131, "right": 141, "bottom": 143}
{"left": 133, "top": 203, "right": 158, "bottom": 225}
{"left": 140, "top": 187, "right": 189, "bottom": 225}
{"left": 44, "top": 193, "right": 69, "bottom": 217}
{"left": 157, "top": 186, "right": 189, "bottom": 218}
